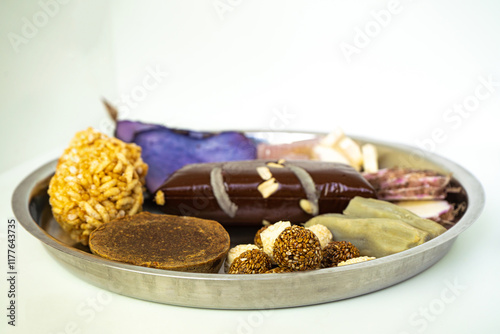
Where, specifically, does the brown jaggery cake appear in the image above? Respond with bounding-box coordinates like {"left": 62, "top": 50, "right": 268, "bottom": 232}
{"left": 89, "top": 212, "right": 230, "bottom": 273}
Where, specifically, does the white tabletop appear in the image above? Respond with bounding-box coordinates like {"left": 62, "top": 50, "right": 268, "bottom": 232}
{"left": 1, "top": 1, "right": 499, "bottom": 333}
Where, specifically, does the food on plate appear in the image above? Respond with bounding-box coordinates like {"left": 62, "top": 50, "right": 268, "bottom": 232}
{"left": 253, "top": 225, "right": 269, "bottom": 248}
{"left": 361, "top": 168, "right": 464, "bottom": 227}
{"left": 313, "top": 128, "right": 363, "bottom": 170}
{"left": 343, "top": 197, "right": 447, "bottom": 238}
{"left": 362, "top": 168, "right": 452, "bottom": 201}
{"left": 321, "top": 241, "right": 360, "bottom": 268}
{"left": 260, "top": 220, "right": 292, "bottom": 260}
{"left": 47, "top": 128, "right": 148, "bottom": 245}
{"left": 228, "top": 222, "right": 368, "bottom": 273}
{"left": 46, "top": 107, "right": 467, "bottom": 277}
{"left": 395, "top": 200, "right": 456, "bottom": 225}
{"left": 257, "top": 137, "right": 321, "bottom": 161}
{"left": 227, "top": 249, "right": 272, "bottom": 274}
{"left": 155, "top": 159, "right": 376, "bottom": 225}
{"left": 361, "top": 143, "right": 378, "bottom": 173}
{"left": 337, "top": 256, "right": 376, "bottom": 267}
{"left": 257, "top": 127, "right": 378, "bottom": 172}
{"left": 273, "top": 225, "right": 323, "bottom": 271}
{"left": 112, "top": 120, "right": 257, "bottom": 193}
{"left": 224, "top": 244, "right": 259, "bottom": 273}
{"left": 305, "top": 224, "right": 333, "bottom": 249}
{"left": 304, "top": 214, "right": 431, "bottom": 258}
{"left": 89, "top": 212, "right": 230, "bottom": 273}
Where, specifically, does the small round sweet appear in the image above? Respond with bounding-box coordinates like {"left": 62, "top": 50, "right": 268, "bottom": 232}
{"left": 260, "top": 221, "right": 291, "bottom": 259}
{"left": 48, "top": 128, "right": 148, "bottom": 245}
{"left": 224, "top": 244, "right": 259, "bottom": 273}
{"left": 228, "top": 249, "right": 272, "bottom": 274}
{"left": 321, "top": 241, "right": 360, "bottom": 268}
{"left": 306, "top": 224, "right": 333, "bottom": 249}
{"left": 264, "top": 267, "right": 295, "bottom": 274}
{"left": 254, "top": 225, "right": 269, "bottom": 248}
{"left": 273, "top": 225, "right": 322, "bottom": 271}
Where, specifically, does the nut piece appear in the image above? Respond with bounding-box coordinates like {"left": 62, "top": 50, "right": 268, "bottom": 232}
{"left": 257, "top": 177, "right": 280, "bottom": 198}
{"left": 228, "top": 249, "right": 272, "bottom": 274}
{"left": 260, "top": 221, "right": 291, "bottom": 259}
{"left": 305, "top": 224, "right": 333, "bottom": 249}
{"left": 300, "top": 199, "right": 315, "bottom": 215}
{"left": 47, "top": 128, "right": 148, "bottom": 245}
{"left": 264, "top": 267, "right": 295, "bottom": 274}
{"left": 154, "top": 190, "right": 165, "bottom": 206}
{"left": 321, "top": 241, "right": 360, "bottom": 268}
{"left": 254, "top": 225, "right": 269, "bottom": 248}
{"left": 225, "top": 244, "right": 259, "bottom": 273}
{"left": 337, "top": 256, "right": 376, "bottom": 266}
{"left": 266, "top": 162, "right": 284, "bottom": 169}
{"left": 273, "top": 225, "right": 322, "bottom": 271}
{"left": 256, "top": 166, "right": 273, "bottom": 181}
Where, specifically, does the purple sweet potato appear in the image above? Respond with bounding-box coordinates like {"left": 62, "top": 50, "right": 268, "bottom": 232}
{"left": 115, "top": 120, "right": 257, "bottom": 193}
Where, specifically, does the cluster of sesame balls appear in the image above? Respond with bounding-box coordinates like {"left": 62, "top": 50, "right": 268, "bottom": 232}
{"left": 226, "top": 221, "right": 373, "bottom": 274}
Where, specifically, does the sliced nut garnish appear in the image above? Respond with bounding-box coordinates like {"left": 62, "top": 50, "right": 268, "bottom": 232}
{"left": 155, "top": 190, "right": 165, "bottom": 206}
{"left": 266, "top": 162, "right": 284, "bottom": 169}
{"left": 257, "top": 177, "right": 280, "bottom": 198}
{"left": 256, "top": 166, "right": 273, "bottom": 180}
{"left": 299, "top": 199, "right": 315, "bottom": 215}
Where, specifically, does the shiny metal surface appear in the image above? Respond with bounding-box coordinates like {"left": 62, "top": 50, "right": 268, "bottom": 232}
{"left": 11, "top": 133, "right": 485, "bottom": 309}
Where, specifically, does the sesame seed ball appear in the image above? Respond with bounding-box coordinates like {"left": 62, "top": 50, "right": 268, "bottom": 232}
{"left": 254, "top": 225, "right": 269, "bottom": 248}
{"left": 264, "top": 267, "right": 295, "bottom": 274}
{"left": 273, "top": 225, "right": 322, "bottom": 271}
{"left": 260, "top": 221, "right": 291, "bottom": 260}
{"left": 228, "top": 249, "right": 272, "bottom": 274}
{"left": 321, "top": 241, "right": 360, "bottom": 268}
{"left": 224, "top": 244, "right": 259, "bottom": 273}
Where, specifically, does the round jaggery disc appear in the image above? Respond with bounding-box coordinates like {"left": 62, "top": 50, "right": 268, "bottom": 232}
{"left": 89, "top": 212, "right": 230, "bottom": 273}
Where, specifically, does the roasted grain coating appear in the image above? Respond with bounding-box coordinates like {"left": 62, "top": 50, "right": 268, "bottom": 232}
{"left": 48, "top": 128, "right": 148, "bottom": 245}
{"left": 273, "top": 225, "right": 322, "bottom": 271}
{"left": 228, "top": 249, "right": 272, "bottom": 274}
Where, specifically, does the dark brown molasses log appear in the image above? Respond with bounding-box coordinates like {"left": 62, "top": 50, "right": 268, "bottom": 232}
{"left": 156, "top": 160, "right": 376, "bottom": 226}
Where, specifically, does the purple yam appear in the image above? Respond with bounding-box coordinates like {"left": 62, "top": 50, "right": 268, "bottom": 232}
{"left": 115, "top": 120, "right": 163, "bottom": 143}
{"left": 131, "top": 127, "right": 257, "bottom": 193}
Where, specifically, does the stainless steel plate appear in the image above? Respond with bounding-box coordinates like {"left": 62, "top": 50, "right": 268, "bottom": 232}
{"left": 11, "top": 132, "right": 485, "bottom": 309}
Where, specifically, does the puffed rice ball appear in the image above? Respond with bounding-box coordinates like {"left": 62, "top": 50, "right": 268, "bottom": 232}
{"left": 48, "top": 128, "right": 148, "bottom": 245}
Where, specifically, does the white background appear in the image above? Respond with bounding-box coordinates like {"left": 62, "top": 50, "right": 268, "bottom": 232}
{"left": 1, "top": 0, "right": 499, "bottom": 333}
